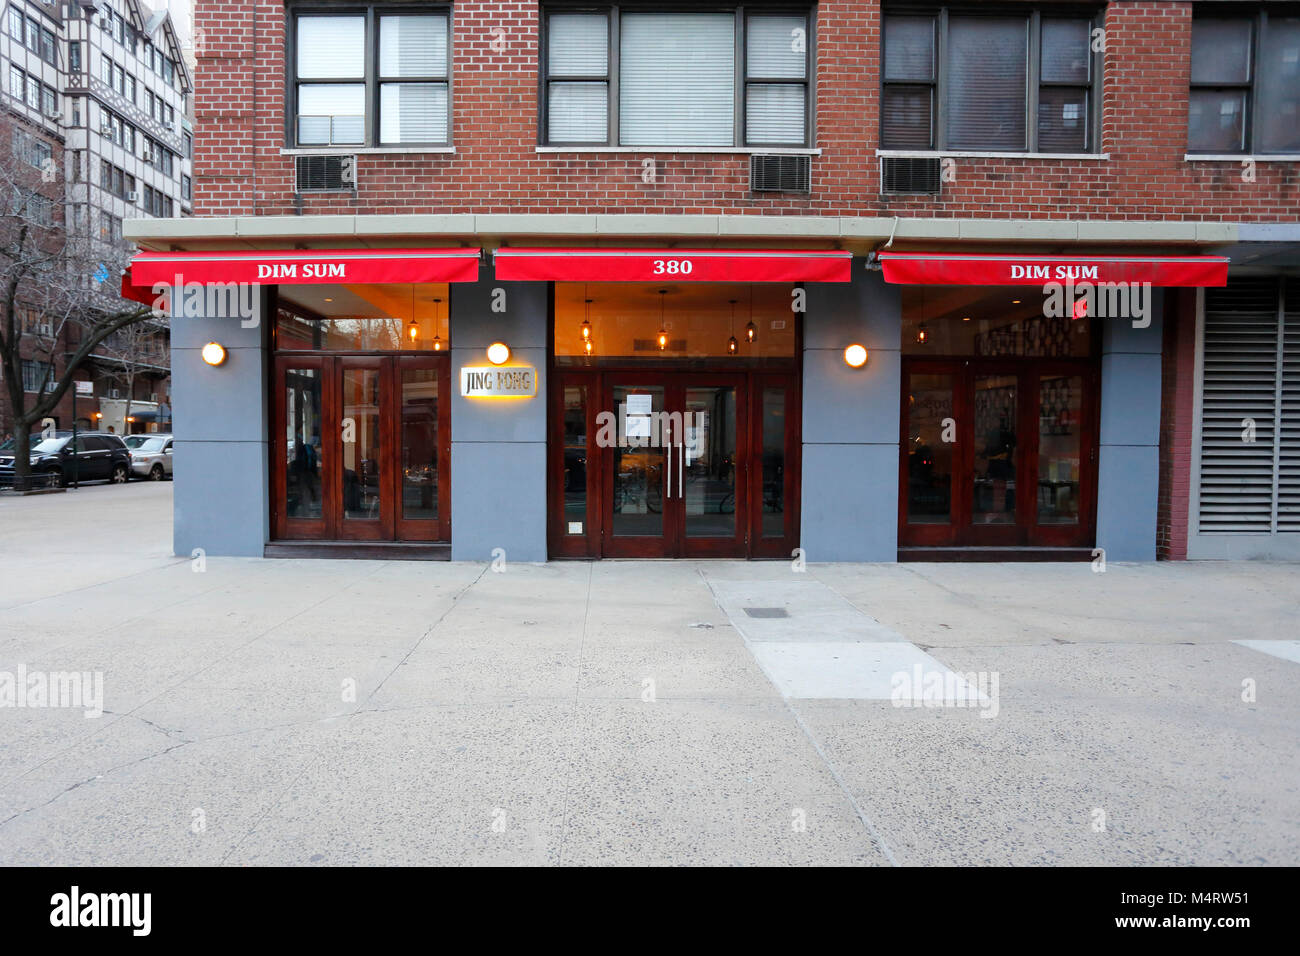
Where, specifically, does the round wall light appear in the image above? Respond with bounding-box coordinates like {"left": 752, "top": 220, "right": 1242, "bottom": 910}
{"left": 844, "top": 343, "right": 869, "bottom": 368}
{"left": 201, "top": 342, "right": 227, "bottom": 366}
{"left": 486, "top": 342, "right": 510, "bottom": 365}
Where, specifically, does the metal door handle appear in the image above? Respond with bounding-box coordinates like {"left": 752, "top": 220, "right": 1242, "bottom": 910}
{"left": 678, "top": 442, "right": 684, "bottom": 497}
{"left": 665, "top": 444, "right": 672, "bottom": 499}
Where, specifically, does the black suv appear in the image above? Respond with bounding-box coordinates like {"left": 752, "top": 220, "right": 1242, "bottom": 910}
{"left": 0, "top": 431, "right": 132, "bottom": 486}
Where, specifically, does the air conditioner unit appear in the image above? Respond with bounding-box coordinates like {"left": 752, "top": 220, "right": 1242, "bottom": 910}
{"left": 149, "top": 392, "right": 158, "bottom": 403}
{"left": 100, "top": 122, "right": 113, "bottom": 135}
{"left": 141, "top": 151, "right": 154, "bottom": 162}
{"left": 749, "top": 154, "right": 811, "bottom": 194}
{"left": 295, "top": 155, "right": 357, "bottom": 192}
{"left": 880, "top": 156, "right": 942, "bottom": 196}
{"left": 45, "top": 105, "right": 60, "bottom": 118}
{"left": 127, "top": 190, "right": 138, "bottom": 202}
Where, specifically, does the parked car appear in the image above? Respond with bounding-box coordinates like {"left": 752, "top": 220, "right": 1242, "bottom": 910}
{"left": 128, "top": 434, "right": 174, "bottom": 481}
{"left": 0, "top": 431, "right": 131, "bottom": 486}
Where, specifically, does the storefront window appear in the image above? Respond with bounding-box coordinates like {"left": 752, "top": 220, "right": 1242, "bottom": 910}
{"left": 902, "top": 286, "right": 1094, "bottom": 357}
{"left": 555, "top": 282, "right": 797, "bottom": 363}
{"left": 285, "top": 368, "right": 323, "bottom": 519}
{"left": 275, "top": 283, "right": 450, "bottom": 351}
{"left": 906, "top": 374, "right": 953, "bottom": 524}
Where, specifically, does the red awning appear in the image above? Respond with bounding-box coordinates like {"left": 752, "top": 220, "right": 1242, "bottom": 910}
{"left": 125, "top": 247, "right": 482, "bottom": 292}
{"left": 878, "top": 252, "right": 1230, "bottom": 287}
{"left": 493, "top": 248, "right": 852, "bottom": 283}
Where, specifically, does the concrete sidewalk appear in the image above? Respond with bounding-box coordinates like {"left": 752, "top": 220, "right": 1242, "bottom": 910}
{"left": 1, "top": 483, "right": 1297, "bottom": 865}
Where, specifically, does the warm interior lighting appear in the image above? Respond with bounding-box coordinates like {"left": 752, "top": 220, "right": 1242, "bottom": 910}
{"left": 407, "top": 318, "right": 419, "bottom": 343}
{"left": 582, "top": 291, "right": 592, "bottom": 341}
{"left": 657, "top": 288, "right": 668, "bottom": 351}
{"left": 583, "top": 339, "right": 593, "bottom": 355}
{"left": 916, "top": 325, "right": 929, "bottom": 345}
{"left": 728, "top": 336, "right": 738, "bottom": 354}
{"left": 844, "top": 343, "right": 868, "bottom": 368}
{"left": 432, "top": 297, "right": 443, "bottom": 350}
{"left": 486, "top": 342, "right": 510, "bottom": 365}
{"left": 962, "top": 316, "right": 971, "bottom": 322}
{"left": 1011, "top": 299, "right": 1021, "bottom": 304}
{"left": 200, "top": 341, "right": 226, "bottom": 366}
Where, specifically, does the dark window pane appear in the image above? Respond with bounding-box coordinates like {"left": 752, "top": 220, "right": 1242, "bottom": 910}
{"left": 1190, "top": 19, "right": 1252, "bottom": 84}
{"left": 563, "top": 386, "right": 587, "bottom": 533}
{"left": 342, "top": 368, "right": 381, "bottom": 521}
{"left": 1038, "top": 88, "right": 1088, "bottom": 151}
{"left": 973, "top": 375, "right": 1018, "bottom": 525}
{"left": 885, "top": 16, "right": 934, "bottom": 81}
{"left": 761, "top": 388, "right": 786, "bottom": 538}
{"left": 1038, "top": 374, "right": 1083, "bottom": 525}
{"left": 1187, "top": 89, "right": 1247, "bottom": 151}
{"left": 1041, "top": 19, "right": 1090, "bottom": 83}
{"left": 907, "top": 374, "right": 953, "bottom": 524}
{"left": 882, "top": 84, "right": 934, "bottom": 148}
{"left": 945, "top": 17, "right": 1027, "bottom": 150}
{"left": 1258, "top": 18, "right": 1300, "bottom": 152}
{"left": 401, "top": 368, "right": 438, "bottom": 521}
{"left": 285, "top": 369, "right": 322, "bottom": 519}
{"left": 683, "top": 386, "right": 736, "bottom": 538}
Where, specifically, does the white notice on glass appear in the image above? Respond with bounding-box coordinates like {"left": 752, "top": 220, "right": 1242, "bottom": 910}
{"left": 626, "top": 394, "right": 652, "bottom": 416}
{"left": 625, "top": 415, "right": 651, "bottom": 439}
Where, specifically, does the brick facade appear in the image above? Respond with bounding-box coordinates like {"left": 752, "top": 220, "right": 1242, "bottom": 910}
{"left": 1157, "top": 286, "right": 1196, "bottom": 560}
{"left": 193, "top": 1, "right": 1300, "bottom": 220}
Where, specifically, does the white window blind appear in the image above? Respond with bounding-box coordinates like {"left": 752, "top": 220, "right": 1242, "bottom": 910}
{"left": 298, "top": 84, "right": 365, "bottom": 145}
{"left": 619, "top": 13, "right": 735, "bottom": 147}
{"left": 746, "top": 15, "right": 806, "bottom": 145}
{"left": 1197, "top": 278, "right": 1300, "bottom": 534}
{"left": 381, "top": 83, "right": 447, "bottom": 144}
{"left": 548, "top": 13, "right": 609, "bottom": 143}
{"left": 945, "top": 17, "right": 1027, "bottom": 150}
{"left": 297, "top": 16, "right": 365, "bottom": 78}
{"left": 380, "top": 15, "right": 447, "bottom": 77}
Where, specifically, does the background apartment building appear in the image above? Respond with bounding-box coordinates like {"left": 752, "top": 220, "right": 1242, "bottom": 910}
{"left": 128, "top": 0, "right": 1299, "bottom": 562}
{"left": 1, "top": 0, "right": 191, "bottom": 437}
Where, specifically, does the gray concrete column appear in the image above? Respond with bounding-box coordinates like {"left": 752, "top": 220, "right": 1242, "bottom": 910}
{"left": 169, "top": 291, "right": 270, "bottom": 558}
{"left": 801, "top": 264, "right": 901, "bottom": 562}
{"left": 1095, "top": 290, "right": 1164, "bottom": 561}
{"left": 449, "top": 264, "right": 549, "bottom": 562}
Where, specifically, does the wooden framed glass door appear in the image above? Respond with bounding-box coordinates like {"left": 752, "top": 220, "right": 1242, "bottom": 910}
{"left": 900, "top": 359, "right": 1098, "bottom": 549}
{"left": 549, "top": 368, "right": 798, "bottom": 559}
{"left": 272, "top": 354, "right": 449, "bottom": 542}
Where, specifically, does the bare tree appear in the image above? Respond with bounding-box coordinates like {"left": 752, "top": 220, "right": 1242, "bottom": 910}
{"left": 95, "top": 318, "right": 170, "bottom": 434}
{"left": 1, "top": 119, "right": 153, "bottom": 490}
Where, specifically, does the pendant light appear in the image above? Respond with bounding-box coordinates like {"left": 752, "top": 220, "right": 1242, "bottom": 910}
{"left": 916, "top": 323, "right": 929, "bottom": 345}
{"left": 581, "top": 285, "right": 592, "bottom": 344}
{"left": 727, "top": 298, "right": 738, "bottom": 354}
{"left": 432, "top": 297, "right": 443, "bottom": 351}
{"left": 745, "top": 284, "right": 757, "bottom": 344}
{"left": 657, "top": 289, "right": 668, "bottom": 351}
{"left": 407, "top": 286, "right": 419, "bottom": 345}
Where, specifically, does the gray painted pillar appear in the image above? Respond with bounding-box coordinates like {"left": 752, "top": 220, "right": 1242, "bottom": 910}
{"left": 801, "top": 263, "right": 901, "bottom": 562}
{"left": 169, "top": 290, "right": 270, "bottom": 558}
{"left": 1095, "top": 290, "right": 1164, "bottom": 561}
{"left": 450, "top": 264, "right": 549, "bottom": 562}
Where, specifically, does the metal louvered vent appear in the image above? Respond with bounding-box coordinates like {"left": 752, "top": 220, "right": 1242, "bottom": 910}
{"left": 295, "top": 155, "right": 356, "bottom": 192}
{"left": 880, "top": 156, "right": 941, "bottom": 195}
{"left": 1197, "top": 277, "right": 1298, "bottom": 534}
{"left": 750, "top": 155, "right": 811, "bottom": 193}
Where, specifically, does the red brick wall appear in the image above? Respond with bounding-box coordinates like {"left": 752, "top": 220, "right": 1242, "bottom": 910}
{"left": 193, "top": 0, "right": 1299, "bottom": 219}
{"left": 1157, "top": 287, "right": 1196, "bottom": 560}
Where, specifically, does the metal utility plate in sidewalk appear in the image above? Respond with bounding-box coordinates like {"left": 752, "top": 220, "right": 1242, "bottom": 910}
{"left": 708, "top": 578, "right": 981, "bottom": 701}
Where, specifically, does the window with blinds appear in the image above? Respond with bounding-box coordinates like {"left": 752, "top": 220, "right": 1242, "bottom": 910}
{"left": 882, "top": 8, "right": 1099, "bottom": 153}
{"left": 292, "top": 7, "right": 450, "bottom": 148}
{"left": 1189, "top": 14, "right": 1300, "bottom": 154}
{"left": 542, "top": 8, "right": 811, "bottom": 148}
{"left": 1196, "top": 278, "right": 1300, "bottom": 535}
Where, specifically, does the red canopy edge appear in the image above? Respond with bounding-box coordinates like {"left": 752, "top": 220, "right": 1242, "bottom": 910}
{"left": 493, "top": 248, "right": 853, "bottom": 283}
{"left": 125, "top": 248, "right": 483, "bottom": 289}
{"left": 878, "top": 252, "right": 1230, "bottom": 287}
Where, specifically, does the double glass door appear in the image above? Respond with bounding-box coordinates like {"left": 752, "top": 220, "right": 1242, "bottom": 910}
{"left": 901, "top": 359, "right": 1098, "bottom": 548}
{"left": 273, "top": 355, "right": 449, "bottom": 542}
{"left": 551, "top": 370, "right": 799, "bottom": 559}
